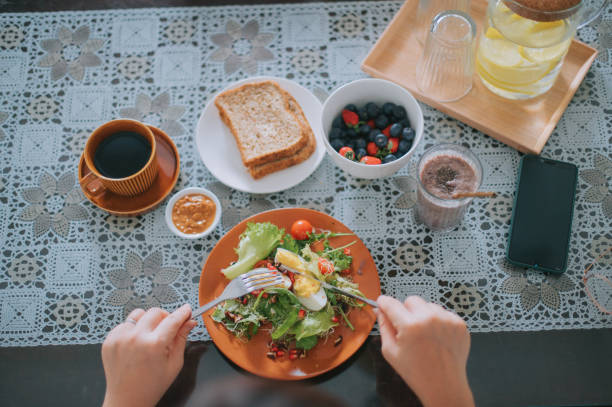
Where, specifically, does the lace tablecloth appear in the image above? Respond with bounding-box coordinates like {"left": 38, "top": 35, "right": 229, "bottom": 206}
{"left": 0, "top": 2, "right": 610, "bottom": 346}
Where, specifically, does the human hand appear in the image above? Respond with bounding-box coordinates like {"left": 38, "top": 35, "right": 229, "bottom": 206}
{"left": 101, "top": 304, "right": 198, "bottom": 407}
{"left": 375, "top": 296, "right": 474, "bottom": 407}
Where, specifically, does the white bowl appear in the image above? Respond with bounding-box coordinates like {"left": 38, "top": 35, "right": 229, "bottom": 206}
{"left": 321, "top": 78, "right": 424, "bottom": 179}
{"left": 165, "top": 187, "right": 222, "bottom": 239}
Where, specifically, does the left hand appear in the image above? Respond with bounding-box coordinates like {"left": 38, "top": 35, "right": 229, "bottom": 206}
{"left": 101, "top": 304, "right": 197, "bottom": 407}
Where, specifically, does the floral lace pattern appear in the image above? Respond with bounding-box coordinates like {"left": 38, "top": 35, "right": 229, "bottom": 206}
{"left": 0, "top": 2, "right": 610, "bottom": 347}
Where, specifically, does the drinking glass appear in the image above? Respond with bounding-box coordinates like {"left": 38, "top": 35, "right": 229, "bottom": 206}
{"left": 414, "top": 144, "right": 482, "bottom": 231}
{"left": 416, "top": 10, "right": 477, "bottom": 103}
{"left": 415, "top": 0, "right": 471, "bottom": 45}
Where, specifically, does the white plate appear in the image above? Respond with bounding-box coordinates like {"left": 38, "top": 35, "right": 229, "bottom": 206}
{"left": 195, "top": 76, "right": 325, "bottom": 194}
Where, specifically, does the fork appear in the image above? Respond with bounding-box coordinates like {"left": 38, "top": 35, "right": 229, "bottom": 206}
{"left": 192, "top": 268, "right": 284, "bottom": 318}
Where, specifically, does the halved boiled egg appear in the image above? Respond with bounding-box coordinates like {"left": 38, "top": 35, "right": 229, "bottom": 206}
{"left": 274, "top": 248, "right": 327, "bottom": 311}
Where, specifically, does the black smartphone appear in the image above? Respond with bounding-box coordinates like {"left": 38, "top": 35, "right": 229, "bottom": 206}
{"left": 507, "top": 155, "right": 578, "bottom": 273}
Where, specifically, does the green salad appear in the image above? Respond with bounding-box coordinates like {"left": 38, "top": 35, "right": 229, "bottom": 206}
{"left": 211, "top": 220, "right": 367, "bottom": 360}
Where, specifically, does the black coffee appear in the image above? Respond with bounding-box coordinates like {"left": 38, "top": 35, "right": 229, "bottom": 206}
{"left": 93, "top": 131, "right": 152, "bottom": 179}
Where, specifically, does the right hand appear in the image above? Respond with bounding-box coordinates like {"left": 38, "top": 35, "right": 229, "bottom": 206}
{"left": 376, "top": 295, "right": 474, "bottom": 407}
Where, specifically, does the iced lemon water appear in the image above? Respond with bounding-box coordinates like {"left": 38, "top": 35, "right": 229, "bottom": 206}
{"left": 476, "top": 1, "right": 574, "bottom": 99}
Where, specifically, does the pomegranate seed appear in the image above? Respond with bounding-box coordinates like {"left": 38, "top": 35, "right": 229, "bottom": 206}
{"left": 262, "top": 293, "right": 269, "bottom": 299}
{"left": 267, "top": 264, "right": 277, "bottom": 270}
{"left": 331, "top": 316, "right": 339, "bottom": 323}
{"left": 298, "top": 309, "right": 306, "bottom": 319}
{"left": 276, "top": 350, "right": 285, "bottom": 357}
{"left": 242, "top": 297, "right": 248, "bottom": 305}
{"left": 289, "top": 349, "right": 299, "bottom": 354}
{"left": 271, "top": 346, "right": 279, "bottom": 352}
{"left": 251, "top": 289, "right": 261, "bottom": 296}
{"left": 289, "top": 353, "right": 298, "bottom": 360}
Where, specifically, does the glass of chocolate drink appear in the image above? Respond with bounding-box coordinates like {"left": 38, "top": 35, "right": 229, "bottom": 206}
{"left": 415, "top": 144, "right": 482, "bottom": 231}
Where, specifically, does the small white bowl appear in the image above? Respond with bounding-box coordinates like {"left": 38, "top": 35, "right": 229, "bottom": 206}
{"left": 321, "top": 78, "right": 424, "bottom": 179}
{"left": 165, "top": 187, "right": 222, "bottom": 239}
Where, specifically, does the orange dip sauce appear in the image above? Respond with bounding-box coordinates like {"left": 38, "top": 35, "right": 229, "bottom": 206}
{"left": 172, "top": 193, "right": 216, "bottom": 234}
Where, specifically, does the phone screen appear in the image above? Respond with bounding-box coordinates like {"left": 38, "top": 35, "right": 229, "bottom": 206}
{"left": 507, "top": 155, "right": 578, "bottom": 273}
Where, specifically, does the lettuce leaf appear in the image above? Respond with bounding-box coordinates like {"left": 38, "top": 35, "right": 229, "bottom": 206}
{"left": 211, "top": 299, "right": 264, "bottom": 338}
{"left": 221, "top": 222, "right": 284, "bottom": 280}
{"left": 295, "top": 335, "right": 318, "bottom": 350}
{"left": 289, "top": 303, "right": 337, "bottom": 340}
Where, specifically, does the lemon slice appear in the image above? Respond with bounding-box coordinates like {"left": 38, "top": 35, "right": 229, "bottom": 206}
{"left": 521, "top": 39, "right": 571, "bottom": 63}
{"left": 478, "top": 37, "right": 523, "bottom": 67}
{"left": 526, "top": 21, "right": 569, "bottom": 48}
{"left": 485, "top": 27, "right": 503, "bottom": 40}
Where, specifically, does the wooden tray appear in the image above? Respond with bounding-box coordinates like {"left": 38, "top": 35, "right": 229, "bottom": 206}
{"left": 361, "top": 0, "right": 598, "bottom": 154}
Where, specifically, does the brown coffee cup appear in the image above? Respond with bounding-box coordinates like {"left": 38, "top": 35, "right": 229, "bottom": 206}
{"left": 80, "top": 119, "right": 159, "bottom": 197}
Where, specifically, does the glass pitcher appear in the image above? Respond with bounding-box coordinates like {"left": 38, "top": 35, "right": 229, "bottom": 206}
{"left": 476, "top": 0, "right": 584, "bottom": 100}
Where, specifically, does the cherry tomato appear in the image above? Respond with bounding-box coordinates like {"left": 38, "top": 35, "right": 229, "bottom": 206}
{"left": 290, "top": 219, "right": 313, "bottom": 240}
{"left": 343, "top": 248, "right": 351, "bottom": 256}
{"left": 360, "top": 156, "right": 382, "bottom": 165}
{"left": 331, "top": 316, "right": 339, "bottom": 323}
{"left": 254, "top": 260, "right": 270, "bottom": 268}
{"left": 318, "top": 258, "right": 334, "bottom": 275}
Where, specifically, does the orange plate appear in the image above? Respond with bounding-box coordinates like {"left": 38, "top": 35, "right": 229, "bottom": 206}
{"left": 78, "top": 125, "right": 180, "bottom": 216}
{"left": 199, "top": 208, "right": 381, "bottom": 380}
{"left": 361, "top": 0, "right": 598, "bottom": 154}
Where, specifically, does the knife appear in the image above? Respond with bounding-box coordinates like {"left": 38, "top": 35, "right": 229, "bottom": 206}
{"left": 278, "top": 265, "right": 378, "bottom": 308}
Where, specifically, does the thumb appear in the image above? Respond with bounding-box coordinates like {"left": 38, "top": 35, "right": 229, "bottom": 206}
{"left": 375, "top": 308, "right": 399, "bottom": 358}
{"left": 172, "top": 319, "right": 197, "bottom": 353}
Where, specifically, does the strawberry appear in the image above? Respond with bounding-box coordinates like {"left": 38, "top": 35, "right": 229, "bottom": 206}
{"left": 388, "top": 137, "right": 399, "bottom": 153}
{"left": 360, "top": 156, "right": 382, "bottom": 165}
{"left": 339, "top": 146, "right": 355, "bottom": 160}
{"left": 342, "top": 109, "right": 359, "bottom": 127}
{"left": 382, "top": 125, "right": 391, "bottom": 138}
{"left": 366, "top": 142, "right": 378, "bottom": 156}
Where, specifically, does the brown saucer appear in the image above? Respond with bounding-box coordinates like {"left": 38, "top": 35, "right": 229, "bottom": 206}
{"left": 78, "top": 126, "right": 180, "bottom": 216}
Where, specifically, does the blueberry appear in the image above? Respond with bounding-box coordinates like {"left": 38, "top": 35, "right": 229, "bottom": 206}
{"left": 358, "top": 124, "right": 371, "bottom": 137}
{"left": 346, "top": 128, "right": 358, "bottom": 139}
{"left": 344, "top": 140, "right": 356, "bottom": 150}
{"left": 382, "top": 102, "right": 396, "bottom": 116}
{"left": 389, "top": 123, "right": 402, "bottom": 138}
{"left": 374, "top": 133, "right": 388, "bottom": 148}
{"left": 392, "top": 105, "right": 407, "bottom": 120}
{"left": 368, "top": 129, "right": 379, "bottom": 142}
{"left": 374, "top": 115, "right": 389, "bottom": 130}
{"left": 357, "top": 107, "right": 369, "bottom": 121}
{"left": 366, "top": 102, "right": 379, "bottom": 118}
{"left": 401, "top": 127, "right": 415, "bottom": 142}
{"left": 356, "top": 148, "right": 367, "bottom": 160}
{"left": 331, "top": 138, "right": 344, "bottom": 151}
{"left": 344, "top": 104, "right": 358, "bottom": 112}
{"left": 355, "top": 138, "right": 367, "bottom": 150}
{"left": 398, "top": 139, "right": 412, "bottom": 154}
{"left": 329, "top": 127, "right": 342, "bottom": 139}
{"left": 382, "top": 154, "right": 397, "bottom": 164}
{"left": 332, "top": 115, "right": 346, "bottom": 129}
{"left": 400, "top": 118, "right": 411, "bottom": 128}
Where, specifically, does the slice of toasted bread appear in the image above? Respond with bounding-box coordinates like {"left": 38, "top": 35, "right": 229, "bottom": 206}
{"left": 215, "top": 81, "right": 309, "bottom": 167}
{"left": 246, "top": 90, "right": 317, "bottom": 179}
